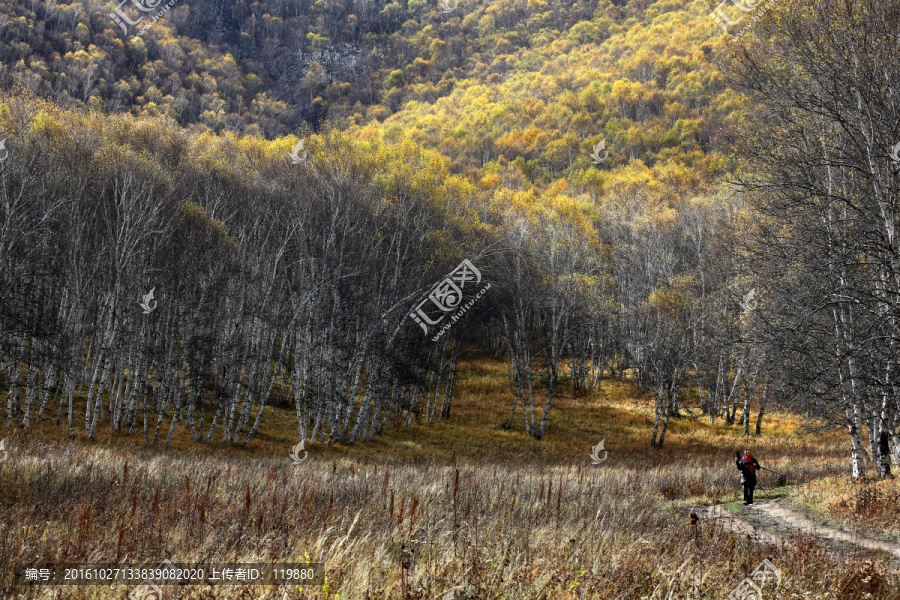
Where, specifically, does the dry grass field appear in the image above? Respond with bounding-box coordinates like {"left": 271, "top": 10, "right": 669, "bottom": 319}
{"left": 793, "top": 476, "right": 900, "bottom": 540}
{"left": 1, "top": 359, "right": 897, "bottom": 599}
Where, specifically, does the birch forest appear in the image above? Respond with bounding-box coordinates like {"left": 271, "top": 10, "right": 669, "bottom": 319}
{"left": 7, "top": 0, "right": 900, "bottom": 598}
{"left": 0, "top": 0, "right": 899, "bottom": 481}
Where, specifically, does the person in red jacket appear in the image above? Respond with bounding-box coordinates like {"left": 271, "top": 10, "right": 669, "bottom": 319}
{"left": 735, "top": 449, "right": 761, "bottom": 505}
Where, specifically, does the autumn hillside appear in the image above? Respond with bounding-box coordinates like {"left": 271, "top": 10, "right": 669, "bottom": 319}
{"left": 5, "top": 0, "right": 900, "bottom": 595}
{"left": 2, "top": 0, "right": 735, "bottom": 149}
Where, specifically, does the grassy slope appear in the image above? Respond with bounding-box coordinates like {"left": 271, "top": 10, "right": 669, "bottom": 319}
{"left": 6, "top": 354, "right": 852, "bottom": 515}
{"left": 792, "top": 476, "right": 900, "bottom": 542}
{"left": 4, "top": 358, "right": 899, "bottom": 599}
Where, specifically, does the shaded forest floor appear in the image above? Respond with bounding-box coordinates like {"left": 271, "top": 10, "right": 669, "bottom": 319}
{"left": 9, "top": 356, "right": 846, "bottom": 467}
{"left": 2, "top": 357, "right": 899, "bottom": 599}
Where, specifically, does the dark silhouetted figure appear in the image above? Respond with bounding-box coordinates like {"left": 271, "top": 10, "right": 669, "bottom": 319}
{"left": 736, "top": 448, "right": 760, "bottom": 505}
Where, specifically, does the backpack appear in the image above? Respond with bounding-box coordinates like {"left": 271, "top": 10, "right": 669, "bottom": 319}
{"left": 742, "top": 454, "right": 756, "bottom": 473}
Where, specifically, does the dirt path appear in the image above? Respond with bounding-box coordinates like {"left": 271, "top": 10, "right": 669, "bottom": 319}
{"left": 699, "top": 499, "right": 900, "bottom": 560}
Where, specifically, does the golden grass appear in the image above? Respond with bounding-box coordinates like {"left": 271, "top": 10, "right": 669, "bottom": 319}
{"left": 0, "top": 358, "right": 897, "bottom": 599}
{"left": 793, "top": 475, "right": 900, "bottom": 541}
